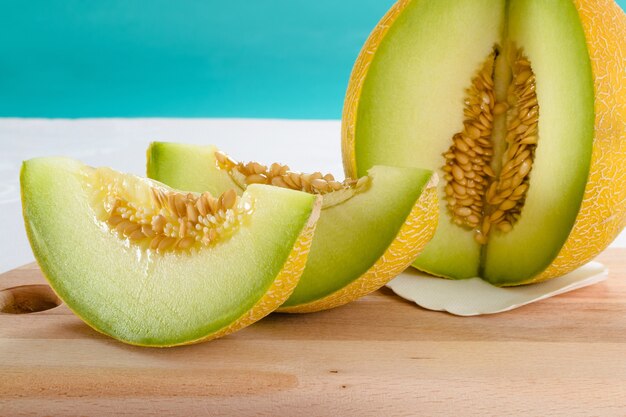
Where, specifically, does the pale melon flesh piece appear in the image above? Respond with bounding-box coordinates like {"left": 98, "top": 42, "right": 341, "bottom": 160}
{"left": 352, "top": 0, "right": 594, "bottom": 285}
{"left": 21, "top": 157, "right": 318, "bottom": 346}
{"left": 147, "top": 142, "right": 435, "bottom": 308}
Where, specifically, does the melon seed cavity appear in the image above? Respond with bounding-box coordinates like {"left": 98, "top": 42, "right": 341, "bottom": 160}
{"left": 88, "top": 168, "right": 253, "bottom": 253}
{"left": 214, "top": 151, "right": 371, "bottom": 208}
{"left": 443, "top": 46, "right": 539, "bottom": 244}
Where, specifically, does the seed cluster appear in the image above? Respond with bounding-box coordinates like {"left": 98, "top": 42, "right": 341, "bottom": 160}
{"left": 479, "top": 51, "right": 538, "bottom": 242}
{"left": 443, "top": 48, "right": 539, "bottom": 244}
{"left": 215, "top": 151, "right": 369, "bottom": 194}
{"left": 443, "top": 54, "right": 496, "bottom": 236}
{"left": 95, "top": 171, "right": 252, "bottom": 252}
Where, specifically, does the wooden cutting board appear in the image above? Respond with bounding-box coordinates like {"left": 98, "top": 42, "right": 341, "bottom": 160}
{"left": 1, "top": 249, "right": 625, "bottom": 416}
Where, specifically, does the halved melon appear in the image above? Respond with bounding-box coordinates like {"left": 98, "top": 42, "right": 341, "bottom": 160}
{"left": 21, "top": 157, "right": 320, "bottom": 346}
{"left": 342, "top": 0, "right": 626, "bottom": 285}
{"left": 147, "top": 142, "right": 438, "bottom": 313}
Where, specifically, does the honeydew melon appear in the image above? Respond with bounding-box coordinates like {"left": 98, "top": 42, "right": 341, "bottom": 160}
{"left": 342, "top": 0, "right": 626, "bottom": 285}
{"left": 21, "top": 157, "right": 320, "bottom": 346}
{"left": 147, "top": 142, "right": 439, "bottom": 313}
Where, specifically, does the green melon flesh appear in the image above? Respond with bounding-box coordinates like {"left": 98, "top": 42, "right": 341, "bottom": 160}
{"left": 352, "top": 0, "right": 594, "bottom": 284}
{"left": 21, "top": 157, "right": 317, "bottom": 346}
{"left": 147, "top": 142, "right": 434, "bottom": 309}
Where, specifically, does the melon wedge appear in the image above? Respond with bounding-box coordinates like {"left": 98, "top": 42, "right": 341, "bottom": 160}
{"left": 21, "top": 157, "right": 320, "bottom": 346}
{"left": 147, "top": 142, "right": 438, "bottom": 313}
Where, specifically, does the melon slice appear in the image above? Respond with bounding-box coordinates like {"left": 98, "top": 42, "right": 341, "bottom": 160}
{"left": 342, "top": 0, "right": 625, "bottom": 285}
{"left": 21, "top": 157, "right": 320, "bottom": 346}
{"left": 147, "top": 142, "right": 438, "bottom": 313}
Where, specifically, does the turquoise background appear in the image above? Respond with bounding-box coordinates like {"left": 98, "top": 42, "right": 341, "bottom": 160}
{"left": 2, "top": 0, "right": 624, "bottom": 119}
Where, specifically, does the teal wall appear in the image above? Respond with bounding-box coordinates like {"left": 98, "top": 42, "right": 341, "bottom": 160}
{"left": 2, "top": 1, "right": 625, "bottom": 119}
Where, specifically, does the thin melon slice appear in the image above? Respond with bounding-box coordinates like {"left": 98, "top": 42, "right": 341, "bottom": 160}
{"left": 147, "top": 142, "right": 438, "bottom": 313}
{"left": 343, "top": 0, "right": 625, "bottom": 285}
{"left": 21, "top": 157, "right": 320, "bottom": 346}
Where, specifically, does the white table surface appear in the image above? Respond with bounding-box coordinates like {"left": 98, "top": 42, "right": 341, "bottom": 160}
{"left": 1, "top": 118, "right": 624, "bottom": 274}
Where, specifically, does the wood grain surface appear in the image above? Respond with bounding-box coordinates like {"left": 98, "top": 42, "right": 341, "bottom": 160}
{"left": 1, "top": 249, "right": 625, "bottom": 416}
